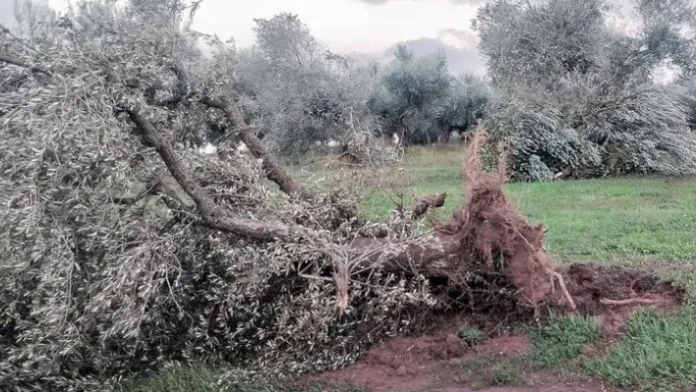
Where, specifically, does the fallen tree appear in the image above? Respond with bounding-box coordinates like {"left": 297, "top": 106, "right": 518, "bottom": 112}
{"left": 0, "top": 4, "right": 574, "bottom": 391}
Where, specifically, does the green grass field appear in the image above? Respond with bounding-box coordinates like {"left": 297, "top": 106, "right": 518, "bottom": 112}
{"left": 124, "top": 147, "right": 696, "bottom": 392}
{"left": 360, "top": 147, "right": 696, "bottom": 265}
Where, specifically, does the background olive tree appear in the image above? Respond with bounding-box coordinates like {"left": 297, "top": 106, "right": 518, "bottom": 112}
{"left": 475, "top": 0, "right": 696, "bottom": 181}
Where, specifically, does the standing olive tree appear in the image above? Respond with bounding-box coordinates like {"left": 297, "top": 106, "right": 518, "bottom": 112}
{"left": 431, "top": 75, "right": 492, "bottom": 144}
{"left": 370, "top": 45, "right": 451, "bottom": 146}
{"left": 230, "top": 13, "right": 388, "bottom": 160}
{"left": 475, "top": 0, "right": 696, "bottom": 181}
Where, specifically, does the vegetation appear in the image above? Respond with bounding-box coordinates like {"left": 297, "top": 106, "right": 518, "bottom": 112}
{"left": 2, "top": 0, "right": 696, "bottom": 391}
{"left": 457, "top": 326, "right": 484, "bottom": 347}
{"left": 528, "top": 315, "right": 601, "bottom": 369}
{"left": 117, "top": 364, "right": 223, "bottom": 392}
{"left": 585, "top": 308, "right": 696, "bottom": 390}
{"left": 476, "top": 0, "right": 696, "bottom": 180}
{"left": 360, "top": 148, "right": 696, "bottom": 262}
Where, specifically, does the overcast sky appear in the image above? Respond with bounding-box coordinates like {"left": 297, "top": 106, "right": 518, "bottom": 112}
{"left": 1, "top": 0, "right": 640, "bottom": 76}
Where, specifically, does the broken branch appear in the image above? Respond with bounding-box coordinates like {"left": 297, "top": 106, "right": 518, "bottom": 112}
{"left": 412, "top": 193, "right": 447, "bottom": 219}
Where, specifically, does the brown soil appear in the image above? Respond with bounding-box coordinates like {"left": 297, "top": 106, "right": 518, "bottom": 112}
{"left": 314, "top": 333, "right": 531, "bottom": 392}
{"left": 564, "top": 263, "right": 684, "bottom": 335}
{"left": 306, "top": 263, "right": 683, "bottom": 392}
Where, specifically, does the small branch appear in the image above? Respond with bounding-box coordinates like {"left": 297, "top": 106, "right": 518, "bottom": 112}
{"left": 599, "top": 297, "right": 665, "bottom": 306}
{"left": 0, "top": 22, "right": 41, "bottom": 54}
{"left": 0, "top": 54, "right": 52, "bottom": 76}
{"left": 200, "top": 96, "right": 311, "bottom": 200}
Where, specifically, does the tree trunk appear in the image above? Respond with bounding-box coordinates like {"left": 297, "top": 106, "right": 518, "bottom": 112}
{"left": 440, "top": 124, "right": 451, "bottom": 145}
{"left": 123, "top": 111, "right": 575, "bottom": 310}
{"left": 398, "top": 124, "right": 410, "bottom": 148}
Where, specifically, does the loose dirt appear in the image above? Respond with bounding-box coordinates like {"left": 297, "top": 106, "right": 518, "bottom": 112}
{"left": 315, "top": 333, "right": 531, "bottom": 392}
{"left": 564, "top": 263, "right": 683, "bottom": 335}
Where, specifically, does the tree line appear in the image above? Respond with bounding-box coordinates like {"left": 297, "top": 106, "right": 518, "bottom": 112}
{"left": 197, "top": 0, "right": 696, "bottom": 180}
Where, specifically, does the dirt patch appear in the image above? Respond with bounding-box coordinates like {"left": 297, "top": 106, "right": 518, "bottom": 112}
{"left": 564, "top": 263, "right": 684, "bottom": 335}
{"left": 313, "top": 333, "right": 531, "bottom": 392}
{"left": 442, "top": 378, "right": 617, "bottom": 392}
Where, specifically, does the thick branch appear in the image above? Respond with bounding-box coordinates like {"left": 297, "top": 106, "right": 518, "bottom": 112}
{"left": 0, "top": 54, "right": 52, "bottom": 76}
{"left": 351, "top": 235, "right": 463, "bottom": 277}
{"left": 200, "top": 96, "right": 311, "bottom": 200}
{"left": 124, "top": 107, "right": 294, "bottom": 241}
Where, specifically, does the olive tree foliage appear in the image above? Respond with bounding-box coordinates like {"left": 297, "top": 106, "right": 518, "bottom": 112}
{"left": 431, "top": 75, "right": 492, "bottom": 143}
{"left": 475, "top": 0, "right": 696, "bottom": 181}
{"left": 0, "top": 2, "right": 436, "bottom": 391}
{"left": 369, "top": 45, "right": 451, "bottom": 146}
{"left": 230, "top": 13, "right": 392, "bottom": 162}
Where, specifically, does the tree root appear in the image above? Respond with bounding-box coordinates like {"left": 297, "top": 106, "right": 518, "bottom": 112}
{"left": 599, "top": 297, "right": 665, "bottom": 306}
{"left": 547, "top": 268, "right": 576, "bottom": 310}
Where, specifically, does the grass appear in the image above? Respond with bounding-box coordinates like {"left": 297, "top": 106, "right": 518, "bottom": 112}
{"left": 356, "top": 147, "right": 696, "bottom": 264}
{"left": 456, "top": 315, "right": 600, "bottom": 388}
{"left": 459, "top": 355, "right": 522, "bottom": 388}
{"left": 585, "top": 308, "right": 696, "bottom": 391}
{"left": 117, "top": 363, "right": 222, "bottom": 392}
{"left": 117, "top": 364, "right": 365, "bottom": 392}
{"left": 528, "top": 315, "right": 601, "bottom": 369}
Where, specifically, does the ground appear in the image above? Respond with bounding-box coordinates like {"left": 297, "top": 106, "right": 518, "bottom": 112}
{"left": 123, "top": 146, "right": 696, "bottom": 392}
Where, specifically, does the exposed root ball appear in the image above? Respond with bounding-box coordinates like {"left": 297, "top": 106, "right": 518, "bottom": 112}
{"left": 439, "top": 128, "right": 574, "bottom": 309}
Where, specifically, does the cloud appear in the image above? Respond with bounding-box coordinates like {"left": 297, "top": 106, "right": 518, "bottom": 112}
{"left": 385, "top": 35, "right": 486, "bottom": 76}
{"left": 348, "top": 29, "right": 486, "bottom": 76}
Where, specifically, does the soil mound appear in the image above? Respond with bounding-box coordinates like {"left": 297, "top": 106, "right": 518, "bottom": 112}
{"left": 566, "top": 263, "right": 683, "bottom": 313}
{"left": 564, "top": 263, "right": 684, "bottom": 335}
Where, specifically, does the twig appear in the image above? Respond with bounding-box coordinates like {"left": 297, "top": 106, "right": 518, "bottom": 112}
{"left": 0, "top": 21, "right": 41, "bottom": 54}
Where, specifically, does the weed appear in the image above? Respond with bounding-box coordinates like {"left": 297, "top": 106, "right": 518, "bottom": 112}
{"left": 457, "top": 326, "right": 484, "bottom": 347}
{"left": 585, "top": 308, "right": 696, "bottom": 391}
{"left": 491, "top": 364, "right": 520, "bottom": 385}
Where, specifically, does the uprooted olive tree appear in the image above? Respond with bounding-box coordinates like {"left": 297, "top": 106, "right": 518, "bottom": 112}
{"left": 0, "top": 1, "right": 573, "bottom": 391}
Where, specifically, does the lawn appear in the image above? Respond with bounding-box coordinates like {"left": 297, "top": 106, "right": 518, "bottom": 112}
{"left": 358, "top": 147, "right": 696, "bottom": 265}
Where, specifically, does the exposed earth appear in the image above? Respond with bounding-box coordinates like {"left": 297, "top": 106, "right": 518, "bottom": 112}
{"left": 306, "top": 263, "right": 684, "bottom": 392}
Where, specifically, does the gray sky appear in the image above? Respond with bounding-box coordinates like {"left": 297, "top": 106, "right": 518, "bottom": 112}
{"left": 2, "top": 0, "right": 640, "bottom": 76}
